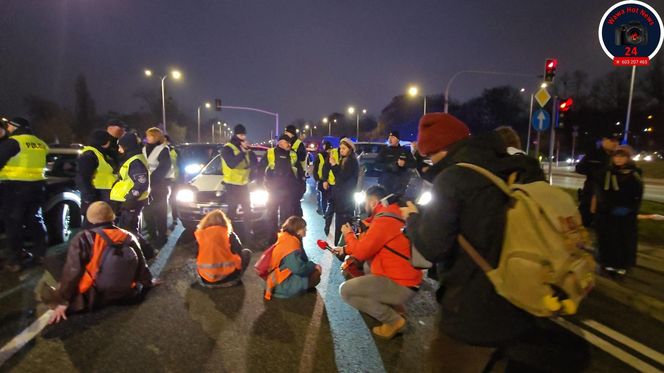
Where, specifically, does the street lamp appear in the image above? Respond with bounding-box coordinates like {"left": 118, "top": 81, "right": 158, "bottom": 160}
{"left": 197, "top": 101, "right": 211, "bottom": 143}
{"left": 144, "top": 68, "right": 183, "bottom": 133}
{"left": 407, "top": 85, "right": 427, "bottom": 115}
{"left": 540, "top": 83, "right": 548, "bottom": 89}
{"left": 323, "top": 117, "right": 331, "bottom": 136}
{"left": 348, "top": 106, "right": 367, "bottom": 141}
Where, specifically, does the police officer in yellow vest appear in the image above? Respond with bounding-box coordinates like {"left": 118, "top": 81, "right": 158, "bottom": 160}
{"left": 165, "top": 134, "right": 180, "bottom": 229}
{"left": 260, "top": 134, "right": 298, "bottom": 237}
{"left": 313, "top": 141, "right": 333, "bottom": 215}
{"left": 110, "top": 132, "right": 150, "bottom": 238}
{"left": 323, "top": 146, "right": 339, "bottom": 235}
{"left": 76, "top": 130, "right": 118, "bottom": 228}
{"left": 284, "top": 125, "right": 307, "bottom": 217}
{"left": 0, "top": 117, "right": 49, "bottom": 272}
{"left": 221, "top": 124, "right": 256, "bottom": 221}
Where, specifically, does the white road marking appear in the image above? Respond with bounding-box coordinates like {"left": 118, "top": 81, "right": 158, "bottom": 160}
{"left": 0, "top": 226, "right": 183, "bottom": 367}
{"left": 582, "top": 319, "right": 664, "bottom": 366}
{"left": 552, "top": 317, "right": 663, "bottom": 372}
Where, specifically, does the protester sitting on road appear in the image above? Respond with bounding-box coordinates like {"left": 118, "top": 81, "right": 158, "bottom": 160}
{"left": 593, "top": 145, "right": 643, "bottom": 279}
{"left": 48, "top": 201, "right": 156, "bottom": 324}
{"left": 324, "top": 138, "right": 359, "bottom": 244}
{"left": 195, "top": 209, "right": 252, "bottom": 287}
{"left": 265, "top": 216, "right": 321, "bottom": 300}
{"left": 401, "top": 113, "right": 589, "bottom": 371}
{"left": 335, "top": 185, "right": 422, "bottom": 339}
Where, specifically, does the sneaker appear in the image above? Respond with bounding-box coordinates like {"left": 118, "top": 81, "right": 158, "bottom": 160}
{"left": 372, "top": 317, "right": 407, "bottom": 339}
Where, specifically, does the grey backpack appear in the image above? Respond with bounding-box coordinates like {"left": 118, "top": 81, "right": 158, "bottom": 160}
{"left": 93, "top": 229, "right": 140, "bottom": 296}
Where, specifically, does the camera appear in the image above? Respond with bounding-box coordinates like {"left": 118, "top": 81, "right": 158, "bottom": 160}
{"left": 615, "top": 22, "right": 647, "bottom": 46}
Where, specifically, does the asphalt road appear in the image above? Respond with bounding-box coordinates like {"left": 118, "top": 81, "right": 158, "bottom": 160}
{"left": 0, "top": 182, "right": 663, "bottom": 372}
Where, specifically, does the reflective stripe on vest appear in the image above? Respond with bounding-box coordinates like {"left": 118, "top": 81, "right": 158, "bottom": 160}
{"left": 292, "top": 139, "right": 307, "bottom": 172}
{"left": 78, "top": 228, "right": 130, "bottom": 294}
{"left": 110, "top": 154, "right": 150, "bottom": 202}
{"left": 221, "top": 143, "right": 251, "bottom": 185}
{"left": 264, "top": 235, "right": 300, "bottom": 300}
{"left": 328, "top": 148, "right": 338, "bottom": 185}
{"left": 0, "top": 134, "right": 48, "bottom": 181}
{"left": 82, "top": 146, "right": 118, "bottom": 190}
{"left": 265, "top": 148, "right": 297, "bottom": 176}
{"left": 195, "top": 226, "right": 242, "bottom": 282}
{"left": 143, "top": 143, "right": 174, "bottom": 179}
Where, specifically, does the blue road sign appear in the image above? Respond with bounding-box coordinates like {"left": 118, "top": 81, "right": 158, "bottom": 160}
{"left": 532, "top": 109, "right": 551, "bottom": 132}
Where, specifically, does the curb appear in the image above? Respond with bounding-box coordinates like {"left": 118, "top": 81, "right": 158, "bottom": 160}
{"left": 593, "top": 275, "right": 664, "bottom": 324}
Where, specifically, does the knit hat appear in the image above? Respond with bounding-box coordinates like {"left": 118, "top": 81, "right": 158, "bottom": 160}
{"left": 118, "top": 132, "right": 141, "bottom": 152}
{"left": 89, "top": 129, "right": 114, "bottom": 148}
{"left": 86, "top": 201, "right": 116, "bottom": 224}
{"left": 340, "top": 137, "right": 356, "bottom": 152}
{"left": 389, "top": 130, "right": 400, "bottom": 139}
{"left": 417, "top": 113, "right": 470, "bottom": 155}
{"left": 105, "top": 119, "right": 127, "bottom": 129}
{"left": 8, "top": 117, "right": 29, "bottom": 129}
{"left": 614, "top": 145, "right": 635, "bottom": 157}
{"left": 278, "top": 134, "right": 291, "bottom": 142}
{"left": 234, "top": 124, "right": 247, "bottom": 135}
{"left": 285, "top": 125, "right": 297, "bottom": 136}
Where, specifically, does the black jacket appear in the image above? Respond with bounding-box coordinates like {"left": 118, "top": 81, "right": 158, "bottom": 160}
{"left": 327, "top": 153, "right": 359, "bottom": 212}
{"left": 375, "top": 144, "right": 416, "bottom": 195}
{"left": 76, "top": 147, "right": 104, "bottom": 201}
{"left": 222, "top": 136, "right": 254, "bottom": 169}
{"left": 405, "top": 132, "right": 538, "bottom": 346}
{"left": 119, "top": 149, "right": 150, "bottom": 210}
{"left": 576, "top": 146, "right": 611, "bottom": 192}
{"left": 144, "top": 143, "right": 171, "bottom": 186}
{"left": 594, "top": 163, "right": 643, "bottom": 214}
{"left": 260, "top": 147, "right": 296, "bottom": 186}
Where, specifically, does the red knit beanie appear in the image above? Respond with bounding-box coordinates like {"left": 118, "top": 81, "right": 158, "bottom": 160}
{"left": 417, "top": 113, "right": 470, "bottom": 155}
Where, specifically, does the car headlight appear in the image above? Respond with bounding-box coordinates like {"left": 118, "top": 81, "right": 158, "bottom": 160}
{"left": 176, "top": 189, "right": 195, "bottom": 203}
{"left": 644, "top": 155, "right": 653, "bottom": 162}
{"left": 250, "top": 190, "right": 269, "bottom": 208}
{"left": 184, "top": 163, "right": 204, "bottom": 175}
{"left": 417, "top": 191, "right": 432, "bottom": 206}
{"left": 633, "top": 154, "right": 641, "bottom": 161}
{"left": 354, "top": 191, "right": 366, "bottom": 205}
{"left": 566, "top": 158, "right": 574, "bottom": 165}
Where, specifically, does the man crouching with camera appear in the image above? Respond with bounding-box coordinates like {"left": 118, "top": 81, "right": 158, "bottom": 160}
{"left": 333, "top": 185, "right": 422, "bottom": 339}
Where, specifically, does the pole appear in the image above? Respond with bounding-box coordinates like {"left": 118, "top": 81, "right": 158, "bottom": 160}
{"left": 328, "top": 121, "right": 331, "bottom": 136}
{"left": 624, "top": 65, "right": 637, "bottom": 144}
{"left": 526, "top": 94, "right": 534, "bottom": 155}
{"left": 535, "top": 131, "right": 541, "bottom": 159}
{"left": 356, "top": 114, "right": 360, "bottom": 141}
{"left": 423, "top": 96, "right": 427, "bottom": 115}
{"left": 571, "top": 126, "right": 578, "bottom": 163}
{"left": 161, "top": 76, "right": 167, "bottom": 133}
{"left": 275, "top": 113, "right": 280, "bottom": 139}
{"left": 548, "top": 97, "right": 558, "bottom": 184}
{"left": 211, "top": 123, "right": 215, "bottom": 143}
{"left": 197, "top": 106, "right": 201, "bottom": 143}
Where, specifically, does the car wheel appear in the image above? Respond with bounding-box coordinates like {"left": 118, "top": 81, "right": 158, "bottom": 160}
{"left": 48, "top": 202, "right": 80, "bottom": 245}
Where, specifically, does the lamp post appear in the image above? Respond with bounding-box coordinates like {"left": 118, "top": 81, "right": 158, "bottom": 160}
{"left": 348, "top": 106, "right": 367, "bottom": 141}
{"left": 407, "top": 85, "right": 427, "bottom": 115}
{"left": 144, "top": 69, "right": 182, "bottom": 133}
{"left": 197, "top": 101, "right": 211, "bottom": 143}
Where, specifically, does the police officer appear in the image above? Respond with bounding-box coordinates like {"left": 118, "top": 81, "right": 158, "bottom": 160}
{"left": 261, "top": 134, "right": 297, "bottom": 237}
{"left": 165, "top": 135, "right": 180, "bottom": 229}
{"left": 105, "top": 119, "right": 127, "bottom": 168}
{"left": 313, "top": 141, "right": 333, "bottom": 215}
{"left": 284, "top": 125, "right": 307, "bottom": 217}
{"left": 110, "top": 132, "right": 150, "bottom": 238}
{"left": 76, "top": 129, "right": 118, "bottom": 228}
{"left": 375, "top": 130, "right": 415, "bottom": 196}
{"left": 0, "top": 117, "right": 49, "bottom": 272}
{"left": 221, "top": 124, "right": 254, "bottom": 221}
{"left": 143, "top": 127, "right": 172, "bottom": 248}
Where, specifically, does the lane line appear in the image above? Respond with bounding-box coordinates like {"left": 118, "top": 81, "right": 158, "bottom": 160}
{"left": 552, "top": 317, "right": 663, "bottom": 372}
{"left": 298, "top": 253, "right": 328, "bottom": 373}
{"left": 0, "top": 226, "right": 183, "bottom": 368}
{"left": 0, "top": 275, "right": 40, "bottom": 302}
{"left": 582, "top": 319, "right": 664, "bottom": 366}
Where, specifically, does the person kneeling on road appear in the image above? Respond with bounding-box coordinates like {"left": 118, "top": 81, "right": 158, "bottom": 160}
{"left": 335, "top": 185, "right": 422, "bottom": 339}
{"left": 265, "top": 216, "right": 321, "bottom": 300}
{"left": 48, "top": 201, "right": 158, "bottom": 324}
{"left": 195, "top": 209, "right": 252, "bottom": 287}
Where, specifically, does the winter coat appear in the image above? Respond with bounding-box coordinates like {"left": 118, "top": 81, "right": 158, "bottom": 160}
{"left": 327, "top": 153, "right": 359, "bottom": 213}
{"left": 271, "top": 232, "right": 316, "bottom": 299}
{"left": 405, "top": 132, "right": 541, "bottom": 346}
{"left": 375, "top": 144, "right": 416, "bottom": 195}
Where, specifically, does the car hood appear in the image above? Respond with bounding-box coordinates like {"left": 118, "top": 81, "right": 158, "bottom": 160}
{"left": 190, "top": 174, "right": 224, "bottom": 192}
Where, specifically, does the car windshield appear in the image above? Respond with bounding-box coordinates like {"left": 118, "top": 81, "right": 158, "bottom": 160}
{"left": 201, "top": 155, "right": 222, "bottom": 175}
{"left": 355, "top": 143, "right": 386, "bottom": 155}
{"left": 177, "top": 145, "right": 220, "bottom": 164}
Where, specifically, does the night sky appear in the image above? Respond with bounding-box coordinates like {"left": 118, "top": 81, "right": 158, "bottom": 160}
{"left": 2, "top": 0, "right": 662, "bottom": 139}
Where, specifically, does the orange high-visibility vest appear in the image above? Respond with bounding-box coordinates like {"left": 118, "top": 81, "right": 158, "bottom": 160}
{"left": 195, "top": 226, "right": 242, "bottom": 283}
{"left": 265, "top": 232, "right": 302, "bottom": 300}
{"left": 78, "top": 228, "right": 131, "bottom": 294}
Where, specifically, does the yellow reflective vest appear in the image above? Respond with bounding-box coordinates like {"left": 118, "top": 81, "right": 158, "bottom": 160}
{"left": 265, "top": 148, "right": 297, "bottom": 176}
{"left": 327, "top": 148, "right": 338, "bottom": 185}
{"left": 81, "top": 146, "right": 118, "bottom": 190}
{"left": 110, "top": 154, "right": 150, "bottom": 202}
{"left": 291, "top": 139, "right": 307, "bottom": 173}
{"left": 169, "top": 147, "right": 179, "bottom": 180}
{"left": 221, "top": 143, "right": 251, "bottom": 185}
{"left": 316, "top": 152, "right": 336, "bottom": 186}
{"left": 0, "top": 134, "right": 48, "bottom": 181}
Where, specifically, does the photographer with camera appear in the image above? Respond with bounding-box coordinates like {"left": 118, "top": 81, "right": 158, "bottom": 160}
{"left": 333, "top": 185, "right": 422, "bottom": 340}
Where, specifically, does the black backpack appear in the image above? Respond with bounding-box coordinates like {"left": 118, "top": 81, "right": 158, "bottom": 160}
{"left": 92, "top": 229, "right": 140, "bottom": 297}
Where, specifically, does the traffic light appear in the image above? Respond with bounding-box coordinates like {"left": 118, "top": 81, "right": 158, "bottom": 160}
{"left": 215, "top": 98, "right": 222, "bottom": 111}
{"left": 544, "top": 58, "right": 557, "bottom": 83}
{"left": 559, "top": 97, "right": 573, "bottom": 112}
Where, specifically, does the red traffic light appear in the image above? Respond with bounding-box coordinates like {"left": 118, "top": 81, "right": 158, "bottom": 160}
{"left": 559, "top": 97, "right": 573, "bottom": 112}
{"left": 546, "top": 59, "right": 557, "bottom": 69}
{"left": 544, "top": 58, "right": 558, "bottom": 83}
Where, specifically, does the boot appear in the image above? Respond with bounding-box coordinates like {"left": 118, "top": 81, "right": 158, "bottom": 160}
{"left": 372, "top": 316, "right": 406, "bottom": 339}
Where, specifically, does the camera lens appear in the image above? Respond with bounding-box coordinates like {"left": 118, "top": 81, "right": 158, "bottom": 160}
{"left": 626, "top": 27, "right": 643, "bottom": 44}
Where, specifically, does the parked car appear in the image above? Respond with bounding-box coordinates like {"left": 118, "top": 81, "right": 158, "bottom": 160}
{"left": 175, "top": 145, "right": 271, "bottom": 248}
{"left": 44, "top": 147, "right": 82, "bottom": 245}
